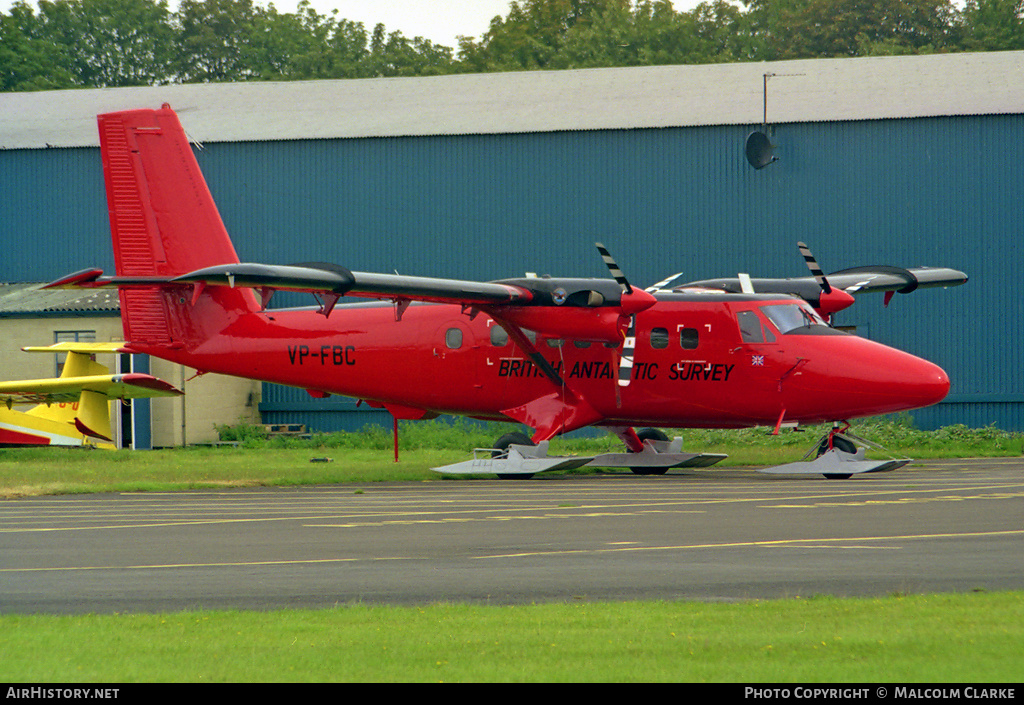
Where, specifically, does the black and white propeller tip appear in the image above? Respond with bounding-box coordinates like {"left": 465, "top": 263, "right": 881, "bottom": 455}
{"left": 595, "top": 242, "right": 633, "bottom": 295}
{"left": 797, "top": 241, "right": 832, "bottom": 294}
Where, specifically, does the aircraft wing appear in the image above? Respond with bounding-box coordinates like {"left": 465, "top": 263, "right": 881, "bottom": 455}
{"left": 815, "top": 266, "right": 969, "bottom": 294}
{"left": 668, "top": 265, "right": 967, "bottom": 296}
{"left": 0, "top": 374, "right": 182, "bottom": 405}
{"left": 48, "top": 263, "right": 535, "bottom": 306}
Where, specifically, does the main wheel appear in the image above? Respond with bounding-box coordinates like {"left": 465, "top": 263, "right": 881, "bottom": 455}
{"left": 629, "top": 428, "right": 670, "bottom": 476}
{"left": 817, "top": 435, "right": 856, "bottom": 479}
{"left": 492, "top": 432, "right": 535, "bottom": 479}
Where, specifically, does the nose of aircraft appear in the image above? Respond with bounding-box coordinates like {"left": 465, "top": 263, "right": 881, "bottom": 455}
{"left": 897, "top": 353, "right": 951, "bottom": 408}
{"left": 787, "top": 336, "right": 951, "bottom": 421}
{"left": 849, "top": 342, "right": 950, "bottom": 414}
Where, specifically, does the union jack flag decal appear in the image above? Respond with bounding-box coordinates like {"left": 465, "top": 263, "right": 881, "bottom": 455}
{"left": 751, "top": 355, "right": 765, "bottom": 366}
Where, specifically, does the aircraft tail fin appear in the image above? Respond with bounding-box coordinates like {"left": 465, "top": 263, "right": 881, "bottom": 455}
{"left": 70, "top": 390, "right": 112, "bottom": 441}
{"left": 26, "top": 351, "right": 114, "bottom": 440}
{"left": 98, "top": 104, "right": 257, "bottom": 345}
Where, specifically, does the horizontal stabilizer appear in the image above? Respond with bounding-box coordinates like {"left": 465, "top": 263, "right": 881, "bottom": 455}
{"left": 22, "top": 342, "right": 131, "bottom": 355}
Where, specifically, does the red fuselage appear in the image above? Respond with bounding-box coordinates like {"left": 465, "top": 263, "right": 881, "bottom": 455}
{"left": 129, "top": 288, "right": 949, "bottom": 434}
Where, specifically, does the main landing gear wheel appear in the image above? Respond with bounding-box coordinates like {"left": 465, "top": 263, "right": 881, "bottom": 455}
{"left": 629, "top": 428, "right": 670, "bottom": 475}
{"left": 492, "top": 432, "right": 535, "bottom": 479}
{"left": 817, "top": 435, "right": 857, "bottom": 480}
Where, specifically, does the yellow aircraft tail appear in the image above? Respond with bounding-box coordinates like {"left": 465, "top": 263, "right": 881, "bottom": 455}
{"left": 2, "top": 344, "right": 182, "bottom": 446}
{"left": 24, "top": 351, "right": 116, "bottom": 440}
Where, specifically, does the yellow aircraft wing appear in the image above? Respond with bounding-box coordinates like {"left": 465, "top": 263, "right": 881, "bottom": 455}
{"left": 0, "top": 373, "right": 182, "bottom": 405}
{"left": 2, "top": 344, "right": 182, "bottom": 443}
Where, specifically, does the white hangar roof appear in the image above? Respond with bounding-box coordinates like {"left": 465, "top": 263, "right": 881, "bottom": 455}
{"left": 2, "top": 50, "right": 1022, "bottom": 149}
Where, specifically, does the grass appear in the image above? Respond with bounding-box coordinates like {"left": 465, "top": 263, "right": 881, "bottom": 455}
{"left": 1, "top": 593, "right": 1021, "bottom": 682}
{"left": 2, "top": 417, "right": 1021, "bottom": 682}
{"left": 0, "top": 416, "right": 1020, "bottom": 498}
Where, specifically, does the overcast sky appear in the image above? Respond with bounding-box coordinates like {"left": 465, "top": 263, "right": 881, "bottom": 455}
{"left": 2, "top": 1, "right": 705, "bottom": 49}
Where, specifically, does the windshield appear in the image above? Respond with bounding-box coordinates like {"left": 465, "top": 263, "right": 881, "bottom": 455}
{"left": 760, "top": 303, "right": 827, "bottom": 334}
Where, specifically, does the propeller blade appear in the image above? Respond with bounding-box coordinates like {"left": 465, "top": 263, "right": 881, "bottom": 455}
{"left": 595, "top": 242, "right": 632, "bottom": 295}
{"left": 797, "top": 241, "right": 832, "bottom": 294}
{"left": 595, "top": 243, "right": 649, "bottom": 388}
{"left": 645, "top": 272, "right": 682, "bottom": 293}
{"left": 618, "top": 315, "right": 636, "bottom": 387}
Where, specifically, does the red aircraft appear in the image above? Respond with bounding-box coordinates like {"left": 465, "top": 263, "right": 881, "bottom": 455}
{"left": 48, "top": 105, "right": 967, "bottom": 478}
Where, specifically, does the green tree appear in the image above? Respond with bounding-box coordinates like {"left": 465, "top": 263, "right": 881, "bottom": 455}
{"left": 459, "top": 0, "right": 631, "bottom": 71}
{"left": 280, "top": 4, "right": 372, "bottom": 80}
{"left": 958, "top": 0, "right": 1024, "bottom": 51}
{"left": 744, "top": 0, "right": 960, "bottom": 59}
{"left": 459, "top": 0, "right": 752, "bottom": 71}
{"left": 363, "top": 22, "right": 456, "bottom": 77}
{"left": 0, "top": 1, "right": 76, "bottom": 91}
{"left": 173, "top": 0, "right": 263, "bottom": 82}
{"left": 551, "top": 1, "right": 687, "bottom": 68}
{"left": 33, "top": 0, "right": 174, "bottom": 87}
{"left": 691, "top": 0, "right": 755, "bottom": 62}
{"left": 238, "top": 0, "right": 362, "bottom": 80}
{"left": 172, "top": 0, "right": 455, "bottom": 82}
{"left": 550, "top": 0, "right": 751, "bottom": 68}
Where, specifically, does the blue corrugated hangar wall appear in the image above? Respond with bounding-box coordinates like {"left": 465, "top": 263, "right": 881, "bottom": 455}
{"left": 2, "top": 113, "right": 1021, "bottom": 431}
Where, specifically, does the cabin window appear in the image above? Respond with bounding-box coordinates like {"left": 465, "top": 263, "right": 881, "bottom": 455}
{"left": 445, "top": 328, "right": 463, "bottom": 349}
{"left": 679, "top": 327, "right": 699, "bottom": 350}
{"left": 490, "top": 325, "right": 509, "bottom": 347}
{"left": 573, "top": 340, "right": 592, "bottom": 349}
{"left": 736, "top": 311, "right": 764, "bottom": 343}
{"left": 545, "top": 338, "right": 563, "bottom": 348}
{"left": 650, "top": 327, "right": 669, "bottom": 349}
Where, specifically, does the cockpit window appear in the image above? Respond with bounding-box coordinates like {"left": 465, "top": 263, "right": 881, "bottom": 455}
{"left": 736, "top": 310, "right": 764, "bottom": 343}
{"left": 760, "top": 303, "right": 827, "bottom": 333}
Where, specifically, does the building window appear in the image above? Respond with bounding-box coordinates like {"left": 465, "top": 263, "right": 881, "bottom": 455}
{"left": 53, "top": 330, "right": 95, "bottom": 376}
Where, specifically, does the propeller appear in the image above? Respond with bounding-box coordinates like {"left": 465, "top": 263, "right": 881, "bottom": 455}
{"left": 595, "top": 243, "right": 650, "bottom": 387}
{"left": 797, "top": 241, "right": 832, "bottom": 294}
{"left": 795, "top": 241, "right": 855, "bottom": 319}
{"left": 619, "top": 314, "right": 637, "bottom": 387}
{"left": 596, "top": 242, "right": 632, "bottom": 295}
